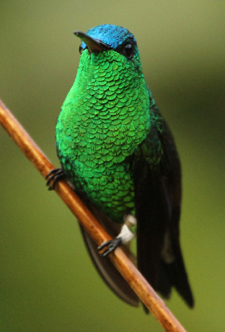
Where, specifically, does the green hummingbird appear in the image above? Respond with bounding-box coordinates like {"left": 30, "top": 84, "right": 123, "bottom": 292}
{"left": 46, "top": 24, "right": 194, "bottom": 311}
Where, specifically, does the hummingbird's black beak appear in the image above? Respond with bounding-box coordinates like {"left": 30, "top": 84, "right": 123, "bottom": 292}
{"left": 74, "top": 31, "right": 110, "bottom": 53}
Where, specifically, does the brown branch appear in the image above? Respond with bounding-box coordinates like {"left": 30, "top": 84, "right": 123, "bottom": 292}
{"left": 0, "top": 99, "right": 187, "bottom": 332}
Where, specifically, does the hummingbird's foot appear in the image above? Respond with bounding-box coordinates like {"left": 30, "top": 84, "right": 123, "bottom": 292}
{"left": 98, "top": 214, "right": 137, "bottom": 257}
{"left": 46, "top": 168, "right": 65, "bottom": 190}
{"left": 98, "top": 238, "right": 122, "bottom": 257}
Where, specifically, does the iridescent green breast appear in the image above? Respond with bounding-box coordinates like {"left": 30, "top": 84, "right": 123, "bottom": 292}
{"left": 56, "top": 49, "right": 150, "bottom": 222}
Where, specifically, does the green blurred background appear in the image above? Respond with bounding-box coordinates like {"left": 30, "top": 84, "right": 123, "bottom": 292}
{"left": 1, "top": 1, "right": 225, "bottom": 331}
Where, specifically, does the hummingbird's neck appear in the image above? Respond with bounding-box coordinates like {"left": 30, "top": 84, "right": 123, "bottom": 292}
{"left": 65, "top": 50, "right": 150, "bottom": 121}
{"left": 60, "top": 49, "right": 151, "bottom": 160}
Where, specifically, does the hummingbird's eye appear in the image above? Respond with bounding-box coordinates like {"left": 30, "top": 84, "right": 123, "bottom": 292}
{"left": 79, "top": 45, "right": 83, "bottom": 54}
{"left": 122, "top": 43, "right": 133, "bottom": 59}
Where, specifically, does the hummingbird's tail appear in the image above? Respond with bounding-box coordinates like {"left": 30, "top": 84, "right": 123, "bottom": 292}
{"left": 157, "top": 237, "right": 194, "bottom": 308}
{"left": 79, "top": 225, "right": 139, "bottom": 307}
{"left": 78, "top": 200, "right": 139, "bottom": 307}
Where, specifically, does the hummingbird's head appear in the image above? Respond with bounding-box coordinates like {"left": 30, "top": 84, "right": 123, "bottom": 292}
{"left": 74, "top": 24, "right": 142, "bottom": 73}
{"left": 65, "top": 25, "right": 150, "bottom": 150}
{"left": 71, "top": 24, "right": 150, "bottom": 127}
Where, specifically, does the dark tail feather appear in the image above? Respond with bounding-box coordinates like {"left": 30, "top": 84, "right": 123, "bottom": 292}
{"left": 157, "top": 253, "right": 194, "bottom": 308}
{"left": 79, "top": 224, "right": 139, "bottom": 307}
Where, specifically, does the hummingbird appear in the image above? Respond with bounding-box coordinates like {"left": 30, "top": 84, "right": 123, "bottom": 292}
{"left": 46, "top": 24, "right": 194, "bottom": 311}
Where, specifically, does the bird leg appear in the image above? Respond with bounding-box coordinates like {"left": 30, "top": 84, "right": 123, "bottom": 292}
{"left": 46, "top": 168, "right": 65, "bottom": 190}
{"left": 98, "top": 214, "right": 137, "bottom": 257}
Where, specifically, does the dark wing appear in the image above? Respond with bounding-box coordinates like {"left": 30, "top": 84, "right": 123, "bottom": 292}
{"left": 133, "top": 107, "right": 194, "bottom": 310}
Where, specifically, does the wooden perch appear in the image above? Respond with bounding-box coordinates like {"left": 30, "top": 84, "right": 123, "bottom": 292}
{"left": 0, "top": 99, "right": 188, "bottom": 332}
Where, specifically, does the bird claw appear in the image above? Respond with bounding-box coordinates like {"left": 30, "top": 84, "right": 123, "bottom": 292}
{"left": 46, "top": 168, "right": 65, "bottom": 190}
{"left": 98, "top": 238, "right": 122, "bottom": 257}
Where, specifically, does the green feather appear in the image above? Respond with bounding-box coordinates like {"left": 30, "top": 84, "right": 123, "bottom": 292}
{"left": 56, "top": 49, "right": 158, "bottom": 222}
